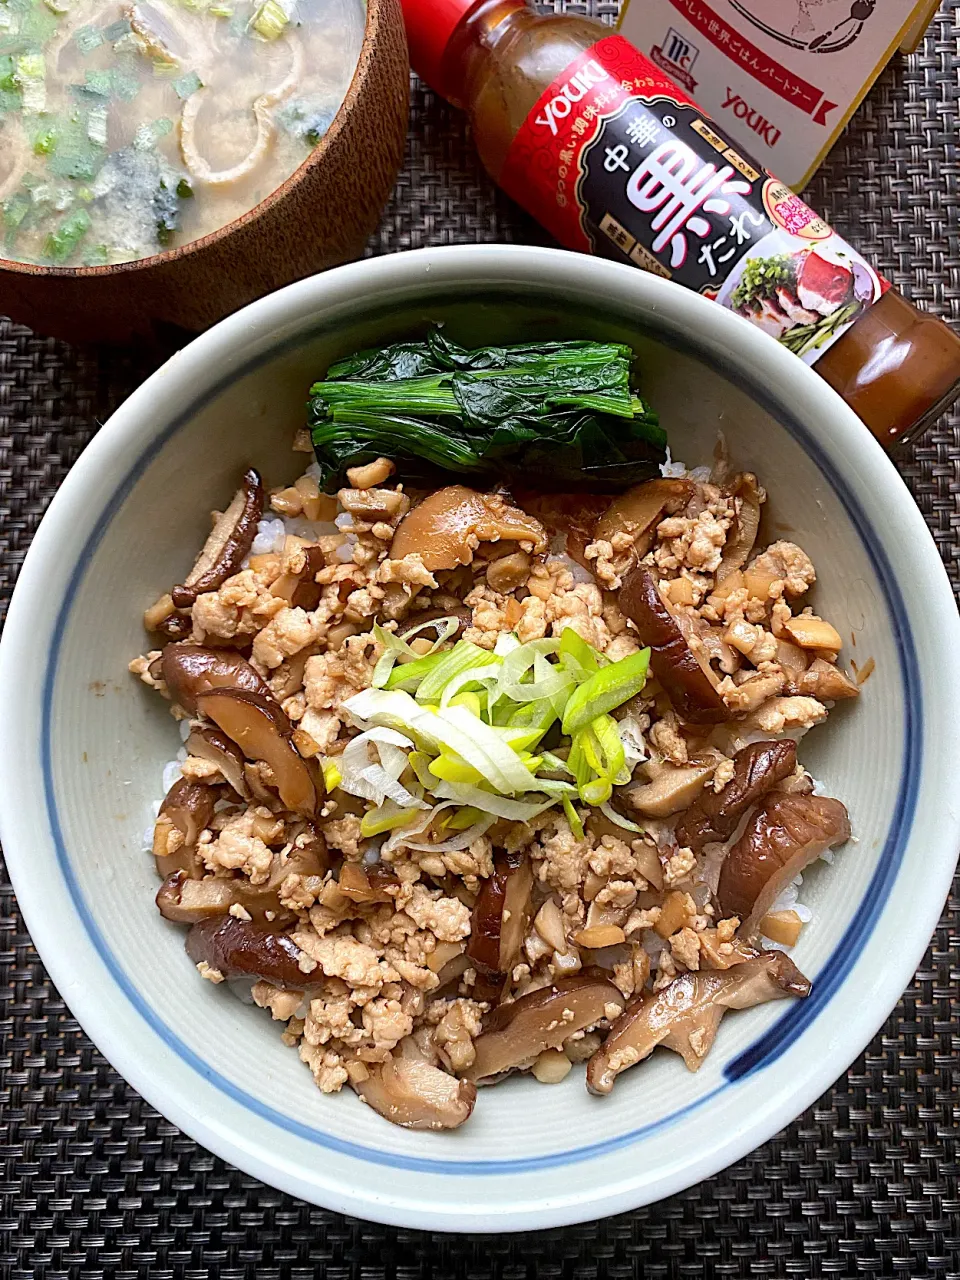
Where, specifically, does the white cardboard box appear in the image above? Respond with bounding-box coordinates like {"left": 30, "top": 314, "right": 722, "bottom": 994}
{"left": 618, "top": 0, "right": 940, "bottom": 188}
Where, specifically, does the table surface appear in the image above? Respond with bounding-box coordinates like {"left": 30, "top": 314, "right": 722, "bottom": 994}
{"left": 2, "top": 2, "right": 959, "bottom": 1275}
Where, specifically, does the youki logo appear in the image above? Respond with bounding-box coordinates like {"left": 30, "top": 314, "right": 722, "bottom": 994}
{"left": 650, "top": 27, "right": 699, "bottom": 93}
{"left": 722, "top": 89, "right": 782, "bottom": 148}
{"left": 533, "top": 60, "right": 610, "bottom": 135}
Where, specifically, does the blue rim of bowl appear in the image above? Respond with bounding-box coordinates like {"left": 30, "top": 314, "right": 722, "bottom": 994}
{"left": 39, "top": 306, "right": 919, "bottom": 1176}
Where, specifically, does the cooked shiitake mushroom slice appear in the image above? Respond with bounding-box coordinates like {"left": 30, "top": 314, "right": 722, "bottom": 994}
{"left": 595, "top": 478, "right": 695, "bottom": 561}
{"left": 395, "top": 606, "right": 473, "bottom": 641}
{"left": 172, "top": 468, "right": 264, "bottom": 607}
{"left": 184, "top": 915, "right": 309, "bottom": 988}
{"left": 156, "top": 831, "right": 328, "bottom": 925}
{"left": 196, "top": 689, "right": 318, "bottom": 816}
{"left": 675, "top": 740, "right": 797, "bottom": 852}
{"left": 161, "top": 644, "right": 272, "bottom": 715}
{"left": 152, "top": 777, "right": 218, "bottom": 878}
{"left": 464, "top": 970, "right": 625, "bottom": 1084}
{"left": 717, "top": 473, "right": 762, "bottom": 582}
{"left": 620, "top": 564, "right": 728, "bottom": 724}
{"left": 391, "top": 486, "right": 547, "bottom": 572}
{"left": 353, "top": 1055, "right": 478, "bottom": 1131}
{"left": 466, "top": 852, "right": 534, "bottom": 978}
{"left": 586, "top": 952, "right": 811, "bottom": 1094}
{"left": 718, "top": 792, "right": 851, "bottom": 939}
{"left": 622, "top": 760, "right": 715, "bottom": 818}
{"left": 185, "top": 724, "right": 249, "bottom": 797}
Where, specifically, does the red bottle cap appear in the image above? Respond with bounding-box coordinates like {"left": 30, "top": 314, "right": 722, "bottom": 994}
{"left": 400, "top": 0, "right": 482, "bottom": 95}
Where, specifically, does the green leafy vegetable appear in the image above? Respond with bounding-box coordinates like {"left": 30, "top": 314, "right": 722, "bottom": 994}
{"left": 44, "top": 206, "right": 90, "bottom": 262}
{"left": 309, "top": 328, "right": 665, "bottom": 492}
{"left": 730, "top": 253, "right": 795, "bottom": 311}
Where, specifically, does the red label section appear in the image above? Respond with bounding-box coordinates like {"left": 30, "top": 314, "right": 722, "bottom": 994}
{"left": 500, "top": 36, "right": 693, "bottom": 252}
{"left": 500, "top": 35, "right": 882, "bottom": 367}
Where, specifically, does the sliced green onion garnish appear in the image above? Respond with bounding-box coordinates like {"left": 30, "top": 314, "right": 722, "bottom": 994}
{"left": 173, "top": 70, "right": 203, "bottom": 99}
{"left": 598, "top": 801, "right": 644, "bottom": 834}
{"left": 250, "top": 0, "right": 289, "bottom": 39}
{"left": 360, "top": 800, "right": 420, "bottom": 838}
{"left": 415, "top": 640, "right": 493, "bottom": 704}
{"left": 559, "top": 626, "right": 602, "bottom": 676}
{"left": 561, "top": 647, "right": 650, "bottom": 737}
{"left": 429, "top": 753, "right": 484, "bottom": 786}
{"left": 563, "top": 794, "right": 585, "bottom": 840}
{"left": 44, "top": 207, "right": 90, "bottom": 262}
{"left": 15, "top": 54, "right": 46, "bottom": 114}
{"left": 372, "top": 617, "right": 459, "bottom": 688}
{"left": 320, "top": 759, "right": 342, "bottom": 791}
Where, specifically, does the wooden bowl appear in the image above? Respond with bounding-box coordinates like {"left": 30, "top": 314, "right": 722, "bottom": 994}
{"left": 0, "top": 0, "right": 409, "bottom": 344}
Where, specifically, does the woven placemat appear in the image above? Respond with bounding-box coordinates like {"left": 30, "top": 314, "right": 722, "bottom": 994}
{"left": 2, "top": 1, "right": 959, "bottom": 1274}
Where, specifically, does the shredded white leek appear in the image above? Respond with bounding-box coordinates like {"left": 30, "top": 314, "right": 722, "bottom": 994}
{"left": 336, "top": 630, "right": 652, "bottom": 844}
{"left": 371, "top": 616, "right": 460, "bottom": 688}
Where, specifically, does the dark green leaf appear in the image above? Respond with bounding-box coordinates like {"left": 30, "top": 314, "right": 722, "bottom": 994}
{"left": 309, "top": 328, "right": 665, "bottom": 492}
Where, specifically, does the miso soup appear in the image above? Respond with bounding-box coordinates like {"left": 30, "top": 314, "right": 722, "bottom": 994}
{"left": 0, "top": 0, "right": 365, "bottom": 266}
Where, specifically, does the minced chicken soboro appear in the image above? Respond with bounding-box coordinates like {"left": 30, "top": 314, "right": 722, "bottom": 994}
{"left": 130, "top": 448, "right": 857, "bottom": 1130}
{"left": 0, "top": 0, "right": 364, "bottom": 267}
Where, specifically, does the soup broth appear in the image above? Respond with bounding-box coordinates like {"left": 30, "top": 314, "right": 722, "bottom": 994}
{"left": 0, "top": 0, "right": 365, "bottom": 266}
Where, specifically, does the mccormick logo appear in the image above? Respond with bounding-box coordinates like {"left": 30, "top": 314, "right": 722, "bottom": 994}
{"left": 650, "top": 27, "right": 699, "bottom": 93}
{"left": 722, "top": 88, "right": 782, "bottom": 148}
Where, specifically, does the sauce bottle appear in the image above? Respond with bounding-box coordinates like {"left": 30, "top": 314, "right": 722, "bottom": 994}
{"left": 401, "top": 0, "right": 960, "bottom": 447}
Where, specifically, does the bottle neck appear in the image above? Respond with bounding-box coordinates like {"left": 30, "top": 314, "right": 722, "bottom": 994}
{"left": 439, "top": 0, "right": 529, "bottom": 109}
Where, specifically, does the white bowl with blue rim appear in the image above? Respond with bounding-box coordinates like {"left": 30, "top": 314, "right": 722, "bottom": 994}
{"left": 1, "top": 245, "right": 957, "bottom": 1231}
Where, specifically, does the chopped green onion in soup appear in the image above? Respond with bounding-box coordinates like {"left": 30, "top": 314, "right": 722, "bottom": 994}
{"left": 0, "top": 0, "right": 364, "bottom": 266}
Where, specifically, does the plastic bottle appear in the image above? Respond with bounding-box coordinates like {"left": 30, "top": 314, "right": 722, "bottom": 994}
{"left": 401, "top": 0, "right": 960, "bottom": 447}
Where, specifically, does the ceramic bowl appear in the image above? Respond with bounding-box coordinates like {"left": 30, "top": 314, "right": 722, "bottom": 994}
{"left": 2, "top": 245, "right": 958, "bottom": 1231}
{"left": 0, "top": 0, "right": 408, "bottom": 344}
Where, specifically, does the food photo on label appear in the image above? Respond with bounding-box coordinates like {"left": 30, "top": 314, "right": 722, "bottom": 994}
{"left": 399, "top": 0, "right": 960, "bottom": 447}
{"left": 125, "top": 329, "right": 860, "bottom": 1130}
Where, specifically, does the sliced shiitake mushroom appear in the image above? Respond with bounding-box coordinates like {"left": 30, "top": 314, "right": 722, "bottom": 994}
{"left": 153, "top": 777, "right": 217, "bottom": 878}
{"left": 184, "top": 915, "right": 309, "bottom": 988}
{"left": 391, "top": 486, "right": 547, "bottom": 572}
{"left": 196, "top": 689, "right": 318, "bottom": 816}
{"left": 595, "top": 478, "right": 695, "bottom": 560}
{"left": 156, "top": 870, "right": 236, "bottom": 922}
{"left": 513, "top": 490, "right": 611, "bottom": 570}
{"left": 269, "top": 545, "right": 327, "bottom": 611}
{"left": 339, "top": 861, "right": 399, "bottom": 904}
{"left": 353, "top": 1054, "right": 477, "bottom": 1130}
{"left": 161, "top": 644, "right": 272, "bottom": 715}
{"left": 156, "top": 832, "right": 328, "bottom": 925}
{"left": 620, "top": 565, "right": 728, "bottom": 724}
{"left": 395, "top": 605, "right": 473, "bottom": 642}
{"left": 172, "top": 468, "right": 264, "bottom": 607}
{"left": 586, "top": 951, "right": 811, "bottom": 1093}
{"left": 464, "top": 970, "right": 625, "bottom": 1084}
{"left": 717, "top": 473, "right": 762, "bottom": 582}
{"left": 797, "top": 657, "right": 860, "bottom": 702}
{"left": 718, "top": 793, "right": 850, "bottom": 939}
{"left": 466, "top": 852, "right": 534, "bottom": 978}
{"left": 675, "top": 740, "right": 797, "bottom": 852}
{"left": 622, "top": 760, "right": 715, "bottom": 818}
{"left": 185, "top": 725, "right": 249, "bottom": 797}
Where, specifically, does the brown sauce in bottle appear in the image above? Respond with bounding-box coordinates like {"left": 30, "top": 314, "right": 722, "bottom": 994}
{"left": 403, "top": 0, "right": 960, "bottom": 448}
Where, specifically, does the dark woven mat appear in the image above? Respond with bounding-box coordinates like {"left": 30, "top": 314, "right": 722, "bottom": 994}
{"left": 2, "top": 1, "right": 959, "bottom": 1274}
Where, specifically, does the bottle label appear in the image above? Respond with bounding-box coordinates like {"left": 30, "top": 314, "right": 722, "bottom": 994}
{"left": 500, "top": 34, "right": 883, "bottom": 365}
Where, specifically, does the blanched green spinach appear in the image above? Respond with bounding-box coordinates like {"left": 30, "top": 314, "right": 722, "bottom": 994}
{"left": 309, "top": 330, "right": 666, "bottom": 492}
